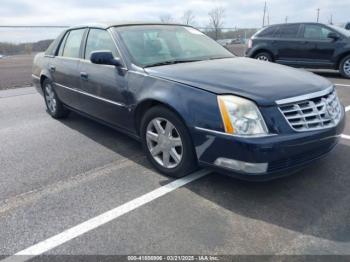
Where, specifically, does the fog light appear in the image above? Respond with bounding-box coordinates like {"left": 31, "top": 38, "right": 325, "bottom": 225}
{"left": 214, "top": 158, "right": 268, "bottom": 174}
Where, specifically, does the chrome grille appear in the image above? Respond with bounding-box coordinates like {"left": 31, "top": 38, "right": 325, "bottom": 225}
{"left": 279, "top": 88, "right": 342, "bottom": 132}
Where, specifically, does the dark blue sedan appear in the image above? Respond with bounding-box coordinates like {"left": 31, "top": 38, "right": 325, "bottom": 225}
{"left": 32, "top": 23, "right": 345, "bottom": 180}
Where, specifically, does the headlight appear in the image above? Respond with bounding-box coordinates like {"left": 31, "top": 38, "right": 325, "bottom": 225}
{"left": 217, "top": 95, "right": 268, "bottom": 136}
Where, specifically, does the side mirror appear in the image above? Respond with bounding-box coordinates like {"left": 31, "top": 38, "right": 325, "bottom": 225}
{"left": 90, "top": 51, "right": 122, "bottom": 67}
{"left": 327, "top": 32, "right": 339, "bottom": 40}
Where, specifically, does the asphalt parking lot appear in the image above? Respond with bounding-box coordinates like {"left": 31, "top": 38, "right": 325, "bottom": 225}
{"left": 0, "top": 72, "right": 350, "bottom": 260}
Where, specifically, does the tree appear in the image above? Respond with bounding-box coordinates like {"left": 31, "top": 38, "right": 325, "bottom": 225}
{"left": 159, "top": 14, "right": 174, "bottom": 23}
{"left": 208, "top": 7, "right": 225, "bottom": 40}
{"left": 181, "top": 10, "right": 196, "bottom": 26}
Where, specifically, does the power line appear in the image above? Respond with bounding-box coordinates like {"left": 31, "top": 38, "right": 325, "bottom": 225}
{"left": 0, "top": 26, "right": 69, "bottom": 28}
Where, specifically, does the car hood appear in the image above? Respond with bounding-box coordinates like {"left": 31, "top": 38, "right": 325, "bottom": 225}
{"left": 145, "top": 57, "right": 332, "bottom": 106}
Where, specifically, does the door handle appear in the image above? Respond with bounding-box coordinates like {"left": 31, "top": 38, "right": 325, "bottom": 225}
{"left": 80, "top": 72, "right": 88, "bottom": 81}
{"left": 49, "top": 66, "right": 56, "bottom": 72}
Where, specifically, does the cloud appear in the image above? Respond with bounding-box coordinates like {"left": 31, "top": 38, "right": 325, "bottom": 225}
{"left": 0, "top": 0, "right": 349, "bottom": 42}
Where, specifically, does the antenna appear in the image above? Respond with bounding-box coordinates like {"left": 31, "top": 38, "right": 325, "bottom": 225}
{"left": 316, "top": 8, "right": 320, "bottom": 22}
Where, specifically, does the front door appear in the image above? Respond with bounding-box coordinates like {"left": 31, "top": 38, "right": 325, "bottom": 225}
{"left": 298, "top": 24, "right": 337, "bottom": 67}
{"left": 78, "top": 28, "right": 130, "bottom": 129}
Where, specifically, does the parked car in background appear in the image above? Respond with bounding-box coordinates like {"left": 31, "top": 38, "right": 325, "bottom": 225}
{"left": 217, "top": 38, "right": 243, "bottom": 46}
{"left": 32, "top": 22, "right": 345, "bottom": 180}
{"left": 246, "top": 22, "right": 350, "bottom": 78}
{"left": 345, "top": 22, "right": 350, "bottom": 30}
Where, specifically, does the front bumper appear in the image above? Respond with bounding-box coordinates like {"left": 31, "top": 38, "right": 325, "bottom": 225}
{"left": 192, "top": 109, "right": 345, "bottom": 180}
{"left": 245, "top": 48, "right": 253, "bottom": 57}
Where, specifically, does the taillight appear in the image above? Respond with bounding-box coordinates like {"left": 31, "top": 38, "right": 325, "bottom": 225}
{"left": 248, "top": 39, "right": 253, "bottom": 49}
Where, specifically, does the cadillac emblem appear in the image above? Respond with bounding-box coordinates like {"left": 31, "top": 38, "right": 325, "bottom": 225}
{"left": 324, "top": 98, "right": 338, "bottom": 119}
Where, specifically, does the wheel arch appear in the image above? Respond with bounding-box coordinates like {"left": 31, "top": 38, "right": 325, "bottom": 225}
{"left": 39, "top": 70, "right": 53, "bottom": 89}
{"left": 40, "top": 75, "right": 48, "bottom": 88}
{"left": 252, "top": 49, "right": 275, "bottom": 61}
{"left": 336, "top": 51, "right": 350, "bottom": 69}
{"left": 134, "top": 99, "right": 189, "bottom": 137}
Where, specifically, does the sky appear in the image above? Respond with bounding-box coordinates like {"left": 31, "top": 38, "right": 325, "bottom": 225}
{"left": 0, "top": 0, "right": 349, "bottom": 43}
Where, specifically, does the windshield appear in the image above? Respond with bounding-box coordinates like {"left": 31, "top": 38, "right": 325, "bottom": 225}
{"left": 114, "top": 25, "right": 234, "bottom": 67}
{"left": 329, "top": 25, "right": 350, "bottom": 37}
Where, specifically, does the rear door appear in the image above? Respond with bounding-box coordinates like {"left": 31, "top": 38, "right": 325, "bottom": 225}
{"left": 298, "top": 24, "right": 337, "bottom": 67}
{"left": 50, "top": 28, "right": 87, "bottom": 107}
{"left": 273, "top": 24, "right": 302, "bottom": 63}
{"left": 78, "top": 28, "right": 129, "bottom": 128}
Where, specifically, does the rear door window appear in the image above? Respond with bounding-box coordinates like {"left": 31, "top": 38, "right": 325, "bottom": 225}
{"left": 303, "top": 25, "right": 332, "bottom": 40}
{"left": 62, "top": 29, "right": 85, "bottom": 58}
{"left": 57, "top": 32, "right": 69, "bottom": 56}
{"left": 258, "top": 26, "right": 278, "bottom": 37}
{"left": 275, "top": 24, "right": 300, "bottom": 38}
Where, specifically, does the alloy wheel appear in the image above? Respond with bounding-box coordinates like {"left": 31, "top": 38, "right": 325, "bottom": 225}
{"left": 146, "top": 117, "right": 183, "bottom": 169}
{"left": 344, "top": 59, "right": 350, "bottom": 76}
{"left": 44, "top": 83, "right": 57, "bottom": 113}
{"left": 257, "top": 55, "right": 269, "bottom": 61}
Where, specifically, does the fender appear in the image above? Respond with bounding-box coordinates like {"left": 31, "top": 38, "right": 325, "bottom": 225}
{"left": 131, "top": 74, "right": 224, "bottom": 134}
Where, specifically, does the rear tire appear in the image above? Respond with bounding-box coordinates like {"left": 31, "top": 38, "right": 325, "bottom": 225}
{"left": 141, "top": 106, "right": 198, "bottom": 178}
{"left": 339, "top": 55, "right": 350, "bottom": 79}
{"left": 43, "top": 79, "right": 70, "bottom": 119}
{"left": 255, "top": 52, "right": 273, "bottom": 62}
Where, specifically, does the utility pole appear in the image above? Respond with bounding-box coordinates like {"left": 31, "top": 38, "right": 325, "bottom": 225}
{"left": 262, "top": 1, "right": 267, "bottom": 27}
{"left": 285, "top": 16, "right": 288, "bottom": 23}
{"left": 267, "top": 12, "right": 270, "bottom": 26}
{"left": 316, "top": 8, "right": 320, "bottom": 22}
{"left": 329, "top": 14, "right": 333, "bottom": 25}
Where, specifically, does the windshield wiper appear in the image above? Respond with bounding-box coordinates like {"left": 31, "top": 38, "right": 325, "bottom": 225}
{"left": 208, "top": 56, "right": 234, "bottom": 60}
{"left": 144, "top": 59, "right": 202, "bottom": 68}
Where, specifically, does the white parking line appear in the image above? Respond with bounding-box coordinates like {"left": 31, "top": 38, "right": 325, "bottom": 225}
{"left": 340, "top": 106, "right": 350, "bottom": 140}
{"left": 341, "top": 134, "right": 350, "bottom": 140}
{"left": 1, "top": 169, "right": 210, "bottom": 262}
{"left": 335, "top": 83, "right": 350, "bottom": 87}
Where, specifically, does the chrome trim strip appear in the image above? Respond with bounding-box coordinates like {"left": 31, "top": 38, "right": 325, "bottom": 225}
{"left": 79, "top": 59, "right": 128, "bottom": 71}
{"left": 128, "top": 70, "right": 148, "bottom": 76}
{"left": 54, "top": 82, "right": 126, "bottom": 107}
{"left": 195, "top": 126, "right": 277, "bottom": 138}
{"left": 31, "top": 74, "right": 40, "bottom": 80}
{"left": 275, "top": 86, "right": 334, "bottom": 105}
{"left": 107, "top": 28, "right": 128, "bottom": 69}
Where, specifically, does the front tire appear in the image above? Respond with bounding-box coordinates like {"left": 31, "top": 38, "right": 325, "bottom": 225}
{"left": 339, "top": 55, "right": 350, "bottom": 79}
{"left": 43, "top": 79, "right": 70, "bottom": 118}
{"left": 255, "top": 52, "right": 272, "bottom": 62}
{"left": 141, "top": 106, "right": 197, "bottom": 178}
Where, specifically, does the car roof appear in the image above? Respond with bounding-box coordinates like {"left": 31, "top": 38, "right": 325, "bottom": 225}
{"left": 264, "top": 22, "right": 329, "bottom": 28}
{"left": 68, "top": 21, "right": 191, "bottom": 30}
